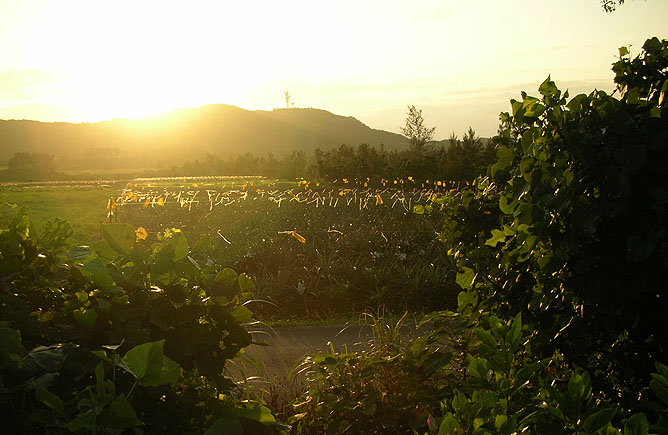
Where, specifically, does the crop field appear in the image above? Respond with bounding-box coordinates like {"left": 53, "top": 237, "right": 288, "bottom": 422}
{"left": 0, "top": 176, "right": 463, "bottom": 317}
{"left": 110, "top": 177, "right": 463, "bottom": 317}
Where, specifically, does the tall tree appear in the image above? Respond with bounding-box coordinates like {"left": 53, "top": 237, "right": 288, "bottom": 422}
{"left": 400, "top": 105, "right": 436, "bottom": 157}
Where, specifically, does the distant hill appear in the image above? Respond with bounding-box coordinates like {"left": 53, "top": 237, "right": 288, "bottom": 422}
{"left": 0, "top": 105, "right": 409, "bottom": 170}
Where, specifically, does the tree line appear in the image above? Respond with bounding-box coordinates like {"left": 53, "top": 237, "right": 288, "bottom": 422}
{"left": 1, "top": 127, "right": 494, "bottom": 183}
{"left": 167, "top": 126, "right": 494, "bottom": 182}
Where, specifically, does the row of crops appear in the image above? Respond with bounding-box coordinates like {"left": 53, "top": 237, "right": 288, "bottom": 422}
{"left": 114, "top": 185, "right": 448, "bottom": 212}
{"left": 110, "top": 180, "right": 463, "bottom": 317}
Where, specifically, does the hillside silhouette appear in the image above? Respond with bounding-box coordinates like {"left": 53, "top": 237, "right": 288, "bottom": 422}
{"left": 0, "top": 105, "right": 408, "bottom": 170}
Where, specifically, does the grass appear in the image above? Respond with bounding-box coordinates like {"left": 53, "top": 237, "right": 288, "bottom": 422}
{"left": 0, "top": 176, "right": 271, "bottom": 245}
{"left": 0, "top": 184, "right": 118, "bottom": 245}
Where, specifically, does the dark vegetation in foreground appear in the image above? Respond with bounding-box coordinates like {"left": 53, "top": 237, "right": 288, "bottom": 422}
{"left": 1, "top": 37, "right": 667, "bottom": 433}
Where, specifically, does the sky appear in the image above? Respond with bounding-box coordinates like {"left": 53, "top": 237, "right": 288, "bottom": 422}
{"left": 0, "top": 0, "right": 666, "bottom": 139}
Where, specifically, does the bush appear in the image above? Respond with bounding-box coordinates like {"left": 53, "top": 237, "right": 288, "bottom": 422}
{"left": 0, "top": 205, "right": 281, "bottom": 433}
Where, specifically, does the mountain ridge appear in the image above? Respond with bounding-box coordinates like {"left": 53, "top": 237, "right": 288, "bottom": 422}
{"left": 0, "top": 104, "right": 409, "bottom": 169}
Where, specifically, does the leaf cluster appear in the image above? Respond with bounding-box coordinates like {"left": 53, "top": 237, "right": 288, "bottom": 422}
{"left": 0, "top": 206, "right": 282, "bottom": 433}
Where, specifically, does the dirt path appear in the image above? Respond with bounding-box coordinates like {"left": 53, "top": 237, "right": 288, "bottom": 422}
{"left": 226, "top": 323, "right": 431, "bottom": 407}
{"left": 229, "top": 323, "right": 429, "bottom": 381}
{"left": 231, "top": 325, "right": 375, "bottom": 381}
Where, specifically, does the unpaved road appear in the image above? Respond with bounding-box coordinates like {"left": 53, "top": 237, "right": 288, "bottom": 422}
{"left": 229, "top": 323, "right": 429, "bottom": 382}
{"left": 231, "top": 325, "right": 375, "bottom": 382}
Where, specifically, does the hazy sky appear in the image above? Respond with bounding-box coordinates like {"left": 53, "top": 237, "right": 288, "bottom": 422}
{"left": 0, "top": 0, "right": 666, "bottom": 138}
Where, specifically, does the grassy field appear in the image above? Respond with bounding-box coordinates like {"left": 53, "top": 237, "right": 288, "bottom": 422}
{"left": 0, "top": 176, "right": 265, "bottom": 245}
{"left": 0, "top": 183, "right": 120, "bottom": 245}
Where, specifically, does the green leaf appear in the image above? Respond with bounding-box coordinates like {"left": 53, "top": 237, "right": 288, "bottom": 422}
{"left": 475, "top": 329, "right": 497, "bottom": 349}
{"left": 583, "top": 408, "right": 617, "bottom": 433}
{"left": 26, "top": 344, "right": 68, "bottom": 372}
{"left": 413, "top": 204, "right": 425, "bottom": 215}
{"left": 216, "top": 268, "right": 238, "bottom": 288}
{"left": 567, "top": 373, "right": 590, "bottom": 401}
{"left": 495, "top": 414, "right": 508, "bottom": 432}
{"left": 642, "top": 37, "right": 662, "bottom": 53}
{"left": 439, "top": 414, "right": 463, "bottom": 434}
{"left": 451, "top": 392, "right": 467, "bottom": 411}
{"left": 618, "top": 46, "right": 629, "bottom": 57}
{"left": 656, "top": 362, "right": 668, "bottom": 379}
{"left": 170, "top": 232, "right": 189, "bottom": 262}
{"left": 75, "top": 291, "right": 88, "bottom": 304}
{"left": 25, "top": 373, "right": 58, "bottom": 391}
{"left": 209, "top": 268, "right": 240, "bottom": 301}
{"left": 101, "top": 395, "right": 143, "bottom": 429}
{"left": 65, "top": 245, "right": 92, "bottom": 260}
{"left": 74, "top": 308, "right": 98, "bottom": 328}
{"left": 101, "top": 223, "right": 135, "bottom": 254}
{"left": 522, "top": 96, "right": 546, "bottom": 118}
{"left": 230, "top": 305, "right": 253, "bottom": 324}
{"left": 539, "top": 76, "right": 559, "bottom": 97}
{"left": 650, "top": 377, "right": 668, "bottom": 406}
{"left": 485, "top": 229, "right": 507, "bottom": 247}
{"left": 499, "top": 195, "right": 517, "bottom": 215}
{"left": 491, "top": 146, "right": 514, "bottom": 177}
{"left": 468, "top": 358, "right": 490, "bottom": 380}
{"left": 35, "top": 387, "right": 64, "bottom": 415}
{"left": 567, "top": 93, "right": 588, "bottom": 112}
{"left": 627, "top": 236, "right": 655, "bottom": 261}
{"left": 90, "top": 239, "right": 117, "bottom": 261}
{"left": 516, "top": 359, "right": 549, "bottom": 384}
{"left": 192, "top": 234, "right": 212, "bottom": 253}
{"left": 141, "top": 355, "right": 180, "bottom": 387}
{"left": 66, "top": 408, "right": 99, "bottom": 432}
{"left": 238, "top": 273, "right": 254, "bottom": 293}
{"left": 91, "top": 350, "right": 111, "bottom": 364}
{"left": 456, "top": 267, "right": 476, "bottom": 290}
{"left": 457, "top": 291, "right": 478, "bottom": 311}
{"left": 237, "top": 403, "right": 275, "bottom": 425}
{"left": 82, "top": 257, "right": 117, "bottom": 291}
{"left": 623, "top": 413, "right": 649, "bottom": 435}
{"left": 505, "top": 313, "right": 522, "bottom": 350}
{"left": 122, "top": 340, "right": 180, "bottom": 387}
{"left": 123, "top": 340, "right": 165, "bottom": 380}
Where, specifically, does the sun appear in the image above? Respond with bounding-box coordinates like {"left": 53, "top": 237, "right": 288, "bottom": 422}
{"left": 30, "top": 1, "right": 286, "bottom": 122}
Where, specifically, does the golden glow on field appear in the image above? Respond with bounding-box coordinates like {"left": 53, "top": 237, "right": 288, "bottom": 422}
{"left": 0, "top": 0, "right": 667, "bottom": 134}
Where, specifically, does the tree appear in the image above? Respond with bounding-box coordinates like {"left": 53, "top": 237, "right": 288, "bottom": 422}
{"left": 400, "top": 105, "right": 435, "bottom": 156}
{"left": 7, "top": 152, "right": 55, "bottom": 173}
{"left": 601, "top": 0, "right": 625, "bottom": 12}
